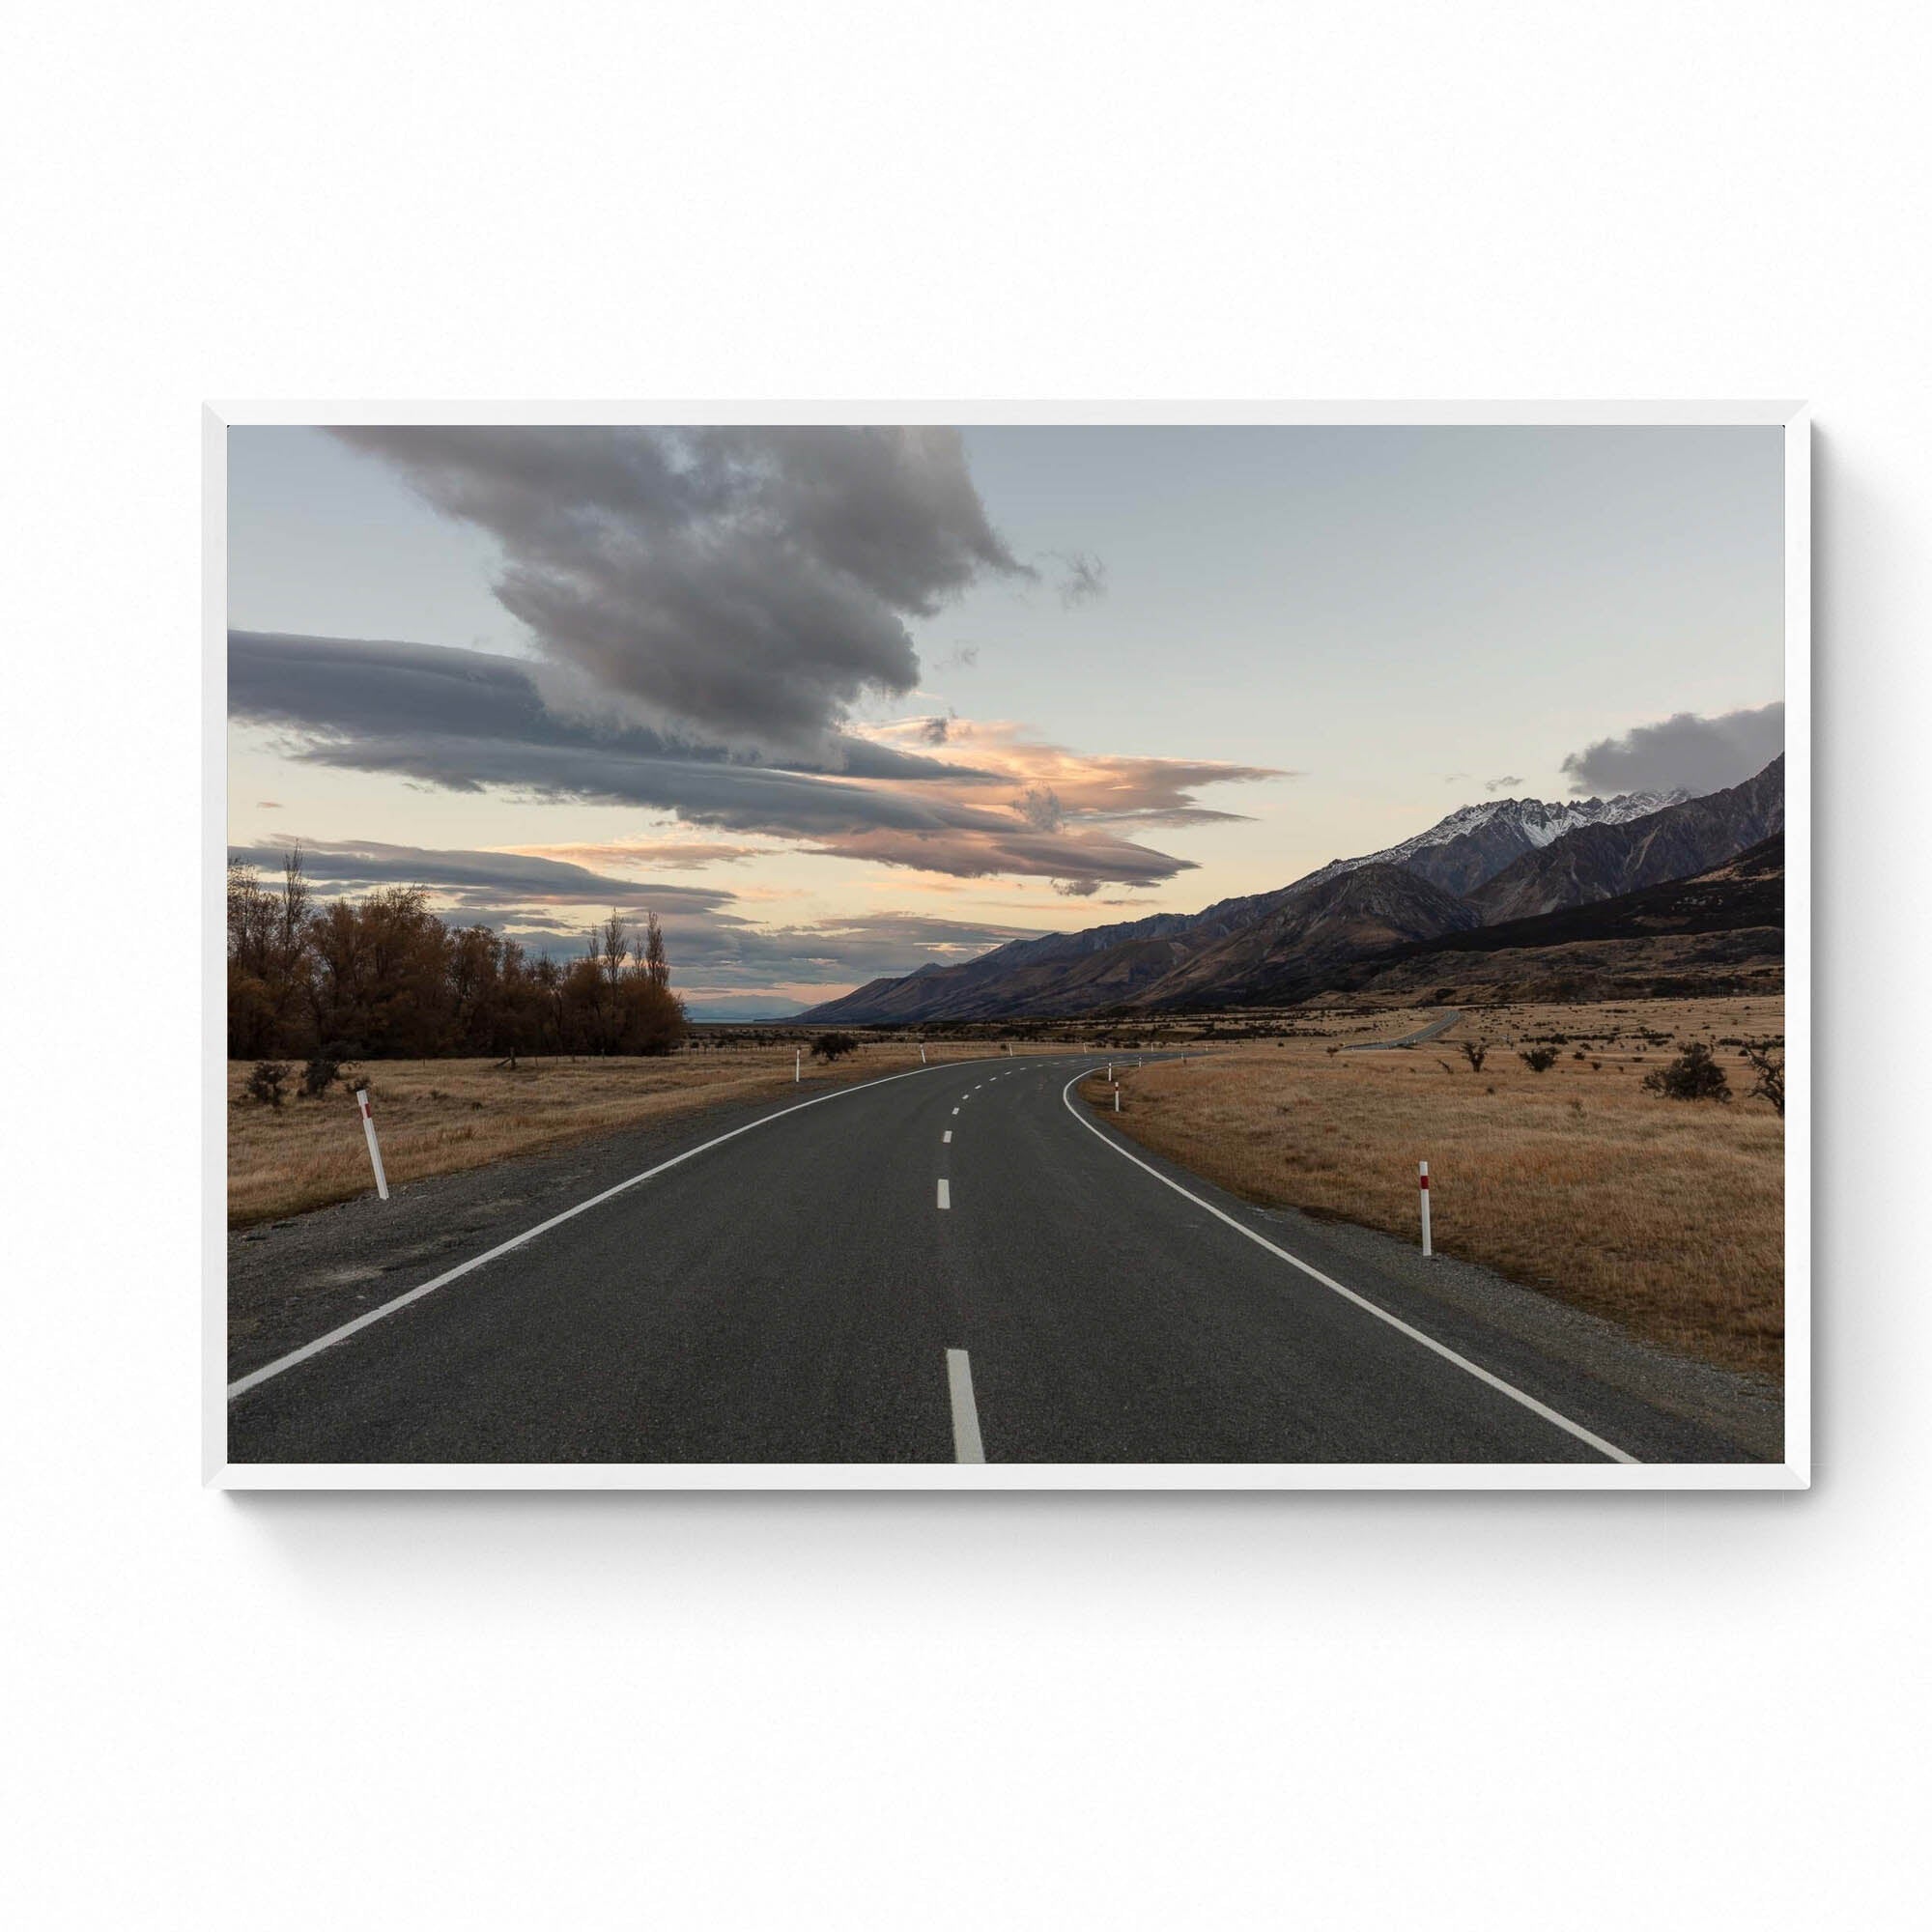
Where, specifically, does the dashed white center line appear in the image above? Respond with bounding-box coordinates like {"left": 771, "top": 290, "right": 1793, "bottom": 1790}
{"left": 946, "top": 1349, "right": 985, "bottom": 1463}
{"left": 936, "top": 1178, "right": 951, "bottom": 1209}
{"left": 943, "top": 1130, "right": 952, "bottom": 1143}
{"left": 952, "top": 1106, "right": 959, "bottom": 1116}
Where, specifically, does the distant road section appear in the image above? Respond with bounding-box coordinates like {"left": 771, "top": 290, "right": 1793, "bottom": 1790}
{"left": 1341, "top": 1009, "right": 1463, "bottom": 1051}
{"left": 226, "top": 1045, "right": 1757, "bottom": 1467}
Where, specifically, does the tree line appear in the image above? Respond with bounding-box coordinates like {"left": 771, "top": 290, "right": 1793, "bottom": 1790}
{"left": 227, "top": 846, "right": 688, "bottom": 1061}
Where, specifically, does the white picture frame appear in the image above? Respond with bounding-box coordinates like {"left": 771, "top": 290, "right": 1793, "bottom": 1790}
{"left": 205, "top": 401, "right": 1808, "bottom": 1491}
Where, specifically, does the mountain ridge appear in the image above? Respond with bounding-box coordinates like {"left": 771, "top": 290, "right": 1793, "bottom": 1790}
{"left": 799, "top": 760, "right": 1783, "bottom": 1023}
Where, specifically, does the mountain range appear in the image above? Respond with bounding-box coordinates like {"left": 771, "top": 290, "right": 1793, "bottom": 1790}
{"left": 801, "top": 756, "right": 1785, "bottom": 1023}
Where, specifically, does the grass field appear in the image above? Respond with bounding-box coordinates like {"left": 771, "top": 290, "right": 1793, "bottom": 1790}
{"left": 1082, "top": 994, "right": 1785, "bottom": 1378}
{"left": 228, "top": 1041, "right": 1037, "bottom": 1227}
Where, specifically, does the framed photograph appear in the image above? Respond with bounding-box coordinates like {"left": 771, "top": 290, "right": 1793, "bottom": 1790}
{"left": 207, "top": 404, "right": 1806, "bottom": 1488}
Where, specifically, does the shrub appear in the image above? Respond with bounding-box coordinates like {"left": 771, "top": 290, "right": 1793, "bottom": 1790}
{"left": 811, "top": 1032, "right": 861, "bottom": 1063}
{"left": 1641, "top": 1041, "right": 1731, "bottom": 1103}
{"left": 246, "top": 1062, "right": 290, "bottom": 1108}
{"left": 1460, "top": 1040, "right": 1488, "bottom": 1073}
{"left": 300, "top": 1044, "right": 350, "bottom": 1097}
{"left": 1519, "top": 1047, "right": 1558, "bottom": 1073}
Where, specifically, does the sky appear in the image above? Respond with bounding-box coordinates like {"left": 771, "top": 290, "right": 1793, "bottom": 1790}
{"left": 227, "top": 424, "right": 1785, "bottom": 1017}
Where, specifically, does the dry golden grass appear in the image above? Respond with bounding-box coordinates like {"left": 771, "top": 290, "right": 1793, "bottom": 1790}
{"left": 1086, "top": 995, "right": 1784, "bottom": 1378}
{"left": 228, "top": 1042, "right": 1035, "bottom": 1227}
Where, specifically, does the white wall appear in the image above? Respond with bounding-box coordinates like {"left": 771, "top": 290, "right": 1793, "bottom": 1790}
{"left": 7, "top": 4, "right": 1925, "bottom": 1925}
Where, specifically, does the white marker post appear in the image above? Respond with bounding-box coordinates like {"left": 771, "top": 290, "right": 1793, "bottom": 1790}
{"left": 1114, "top": 1085, "right": 1121, "bottom": 1113}
{"left": 1107, "top": 1062, "right": 1113, "bottom": 1081}
{"left": 354, "top": 1086, "right": 389, "bottom": 1201}
{"left": 795, "top": 1048, "right": 801, "bottom": 1083}
{"left": 1418, "top": 1160, "right": 1432, "bottom": 1257}
{"left": 921, "top": 1043, "right": 927, "bottom": 1064}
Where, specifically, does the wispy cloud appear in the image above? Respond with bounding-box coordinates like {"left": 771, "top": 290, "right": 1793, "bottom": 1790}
{"left": 226, "top": 837, "right": 736, "bottom": 914}
{"left": 1047, "top": 551, "right": 1107, "bottom": 607}
{"left": 505, "top": 839, "right": 764, "bottom": 871}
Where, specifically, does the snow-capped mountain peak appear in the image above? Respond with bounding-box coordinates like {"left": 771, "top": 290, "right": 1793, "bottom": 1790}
{"left": 1302, "top": 787, "right": 1692, "bottom": 898}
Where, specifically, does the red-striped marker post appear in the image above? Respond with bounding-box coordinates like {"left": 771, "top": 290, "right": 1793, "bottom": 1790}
{"left": 355, "top": 1085, "right": 389, "bottom": 1202}
{"left": 1418, "top": 1159, "right": 1432, "bottom": 1257}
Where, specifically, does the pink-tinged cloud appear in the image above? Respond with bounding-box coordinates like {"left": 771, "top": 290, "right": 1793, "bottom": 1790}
{"left": 505, "top": 839, "right": 767, "bottom": 870}
{"left": 231, "top": 634, "right": 1288, "bottom": 890}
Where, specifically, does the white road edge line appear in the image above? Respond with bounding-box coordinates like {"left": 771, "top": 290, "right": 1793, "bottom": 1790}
{"left": 1059, "top": 1072, "right": 1638, "bottom": 1465}
{"left": 937, "top": 1179, "right": 951, "bottom": 1209}
{"left": 227, "top": 1060, "right": 960, "bottom": 1403}
{"left": 946, "top": 1349, "right": 985, "bottom": 1463}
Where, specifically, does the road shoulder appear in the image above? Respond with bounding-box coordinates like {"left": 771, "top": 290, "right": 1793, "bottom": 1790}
{"left": 226, "top": 1080, "right": 878, "bottom": 1382}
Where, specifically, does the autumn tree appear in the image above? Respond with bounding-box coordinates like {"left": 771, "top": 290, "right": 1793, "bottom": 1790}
{"left": 225, "top": 863, "right": 686, "bottom": 1064}
{"left": 644, "top": 909, "right": 669, "bottom": 990}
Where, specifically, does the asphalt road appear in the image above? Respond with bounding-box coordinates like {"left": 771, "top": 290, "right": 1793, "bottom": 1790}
{"left": 1341, "top": 1009, "right": 1463, "bottom": 1049}
{"left": 228, "top": 1053, "right": 1751, "bottom": 1464}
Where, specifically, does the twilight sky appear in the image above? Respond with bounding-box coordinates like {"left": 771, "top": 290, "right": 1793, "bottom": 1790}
{"left": 227, "top": 424, "right": 1784, "bottom": 1017}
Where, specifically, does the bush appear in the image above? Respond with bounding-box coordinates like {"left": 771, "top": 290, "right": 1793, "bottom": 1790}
{"left": 246, "top": 1062, "right": 290, "bottom": 1108}
{"left": 1641, "top": 1041, "right": 1731, "bottom": 1103}
{"left": 1460, "top": 1040, "right": 1488, "bottom": 1072}
{"left": 1741, "top": 1039, "right": 1784, "bottom": 1116}
{"left": 300, "top": 1044, "right": 350, "bottom": 1097}
{"left": 811, "top": 1032, "right": 861, "bottom": 1063}
{"left": 1519, "top": 1047, "right": 1558, "bottom": 1073}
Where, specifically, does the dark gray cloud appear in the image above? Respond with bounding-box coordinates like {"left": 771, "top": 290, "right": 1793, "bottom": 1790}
{"left": 230, "top": 632, "right": 1264, "bottom": 888}
{"left": 230, "top": 630, "right": 998, "bottom": 820}
{"left": 1052, "top": 878, "right": 1102, "bottom": 897}
{"left": 1483, "top": 775, "right": 1523, "bottom": 794}
{"left": 1561, "top": 702, "right": 1784, "bottom": 798}
{"left": 329, "top": 426, "right": 1032, "bottom": 753}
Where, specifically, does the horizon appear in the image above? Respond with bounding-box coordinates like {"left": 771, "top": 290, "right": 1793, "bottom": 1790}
{"left": 227, "top": 424, "right": 1784, "bottom": 1017}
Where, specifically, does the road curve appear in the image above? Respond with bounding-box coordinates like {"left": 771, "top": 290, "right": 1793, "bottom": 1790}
{"left": 228, "top": 1053, "right": 1748, "bottom": 1464}
{"left": 1341, "top": 1009, "right": 1463, "bottom": 1050}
